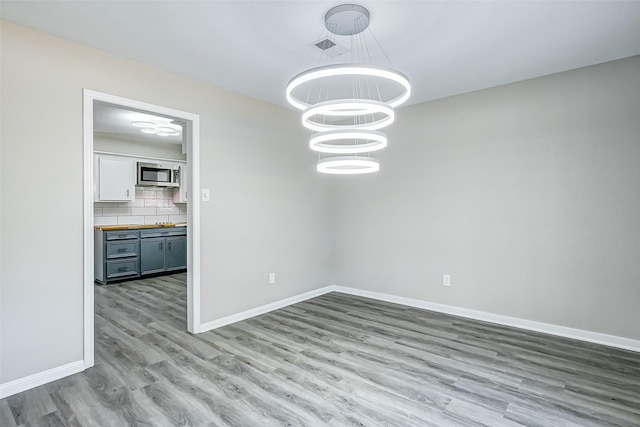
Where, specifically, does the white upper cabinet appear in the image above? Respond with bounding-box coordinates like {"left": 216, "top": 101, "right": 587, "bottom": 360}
{"left": 95, "top": 155, "right": 136, "bottom": 202}
{"left": 173, "top": 163, "right": 188, "bottom": 204}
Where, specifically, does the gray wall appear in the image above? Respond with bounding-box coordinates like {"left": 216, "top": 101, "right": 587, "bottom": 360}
{"left": 0, "top": 20, "right": 333, "bottom": 383}
{"left": 334, "top": 56, "right": 640, "bottom": 340}
{"left": 2, "top": 18, "right": 639, "bottom": 388}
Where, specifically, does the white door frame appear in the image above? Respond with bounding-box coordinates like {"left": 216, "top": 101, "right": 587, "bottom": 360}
{"left": 83, "top": 89, "right": 201, "bottom": 369}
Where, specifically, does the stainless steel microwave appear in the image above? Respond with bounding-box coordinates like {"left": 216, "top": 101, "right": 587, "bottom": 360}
{"left": 137, "top": 162, "right": 180, "bottom": 187}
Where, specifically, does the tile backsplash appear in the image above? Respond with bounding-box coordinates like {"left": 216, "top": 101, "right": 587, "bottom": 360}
{"left": 94, "top": 187, "right": 187, "bottom": 226}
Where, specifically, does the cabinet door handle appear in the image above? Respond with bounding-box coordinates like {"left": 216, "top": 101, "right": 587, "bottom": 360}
{"left": 118, "top": 266, "right": 127, "bottom": 272}
{"left": 118, "top": 248, "right": 127, "bottom": 253}
{"left": 126, "top": 189, "right": 130, "bottom": 197}
{"left": 168, "top": 241, "right": 171, "bottom": 251}
{"left": 160, "top": 242, "right": 163, "bottom": 251}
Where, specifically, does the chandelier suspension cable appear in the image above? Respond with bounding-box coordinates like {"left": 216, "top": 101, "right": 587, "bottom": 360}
{"left": 360, "top": 24, "right": 379, "bottom": 106}
{"left": 357, "top": 22, "right": 368, "bottom": 63}
{"left": 374, "top": 72, "right": 383, "bottom": 101}
{"left": 360, "top": 22, "right": 383, "bottom": 112}
{"left": 367, "top": 26, "right": 395, "bottom": 68}
{"left": 355, "top": 28, "right": 365, "bottom": 99}
{"left": 356, "top": 105, "right": 364, "bottom": 150}
{"left": 307, "top": 26, "right": 334, "bottom": 108}
{"left": 351, "top": 31, "right": 361, "bottom": 103}
{"left": 360, "top": 25, "right": 375, "bottom": 106}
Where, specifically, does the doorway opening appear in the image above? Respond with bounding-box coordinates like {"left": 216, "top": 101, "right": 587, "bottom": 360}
{"left": 83, "top": 90, "right": 201, "bottom": 369}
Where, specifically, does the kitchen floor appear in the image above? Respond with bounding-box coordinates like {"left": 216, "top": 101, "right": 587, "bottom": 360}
{"left": 2, "top": 274, "right": 639, "bottom": 426}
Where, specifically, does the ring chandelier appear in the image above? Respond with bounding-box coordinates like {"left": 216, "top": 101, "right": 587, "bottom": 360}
{"left": 286, "top": 4, "right": 411, "bottom": 175}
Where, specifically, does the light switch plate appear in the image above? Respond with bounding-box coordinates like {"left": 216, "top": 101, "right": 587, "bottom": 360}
{"left": 202, "top": 188, "right": 210, "bottom": 202}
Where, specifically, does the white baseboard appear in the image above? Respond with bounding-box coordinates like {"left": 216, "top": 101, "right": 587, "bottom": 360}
{"left": 200, "top": 284, "right": 640, "bottom": 352}
{"left": 199, "top": 286, "right": 334, "bottom": 333}
{"left": 0, "top": 360, "right": 86, "bottom": 399}
{"left": 332, "top": 286, "right": 640, "bottom": 353}
{"left": 5, "top": 284, "right": 638, "bottom": 400}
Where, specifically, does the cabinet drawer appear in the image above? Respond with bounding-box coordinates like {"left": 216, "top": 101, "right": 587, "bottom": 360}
{"left": 140, "top": 228, "right": 186, "bottom": 238}
{"left": 106, "top": 241, "right": 138, "bottom": 259}
{"left": 105, "top": 230, "right": 139, "bottom": 241}
{"left": 106, "top": 259, "right": 139, "bottom": 279}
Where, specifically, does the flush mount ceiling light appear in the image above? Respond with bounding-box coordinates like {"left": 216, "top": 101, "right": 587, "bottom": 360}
{"left": 286, "top": 4, "right": 411, "bottom": 175}
{"left": 130, "top": 121, "right": 181, "bottom": 137}
{"left": 131, "top": 121, "right": 155, "bottom": 128}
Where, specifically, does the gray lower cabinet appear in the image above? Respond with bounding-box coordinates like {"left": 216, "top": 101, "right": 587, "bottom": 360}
{"left": 95, "top": 226, "right": 186, "bottom": 284}
{"left": 139, "top": 228, "right": 187, "bottom": 275}
{"left": 95, "top": 230, "right": 140, "bottom": 284}
{"left": 166, "top": 236, "right": 187, "bottom": 271}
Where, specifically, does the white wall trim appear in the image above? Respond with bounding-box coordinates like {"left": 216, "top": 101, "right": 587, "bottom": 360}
{"left": 0, "top": 360, "right": 85, "bottom": 399}
{"left": 6, "top": 283, "right": 639, "bottom": 398}
{"left": 332, "top": 286, "right": 640, "bottom": 353}
{"left": 187, "top": 114, "right": 201, "bottom": 333}
{"left": 82, "top": 90, "right": 95, "bottom": 369}
{"left": 199, "top": 286, "right": 334, "bottom": 332}
{"left": 93, "top": 150, "right": 187, "bottom": 164}
{"left": 83, "top": 90, "right": 202, "bottom": 363}
{"left": 199, "top": 284, "right": 639, "bottom": 352}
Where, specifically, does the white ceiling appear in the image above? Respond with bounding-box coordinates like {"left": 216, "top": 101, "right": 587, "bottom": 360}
{"left": 94, "top": 101, "right": 184, "bottom": 145}
{"left": 1, "top": 1, "right": 640, "bottom": 109}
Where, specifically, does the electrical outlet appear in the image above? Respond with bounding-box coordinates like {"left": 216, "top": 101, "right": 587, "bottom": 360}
{"left": 443, "top": 274, "right": 451, "bottom": 287}
{"left": 269, "top": 272, "right": 276, "bottom": 285}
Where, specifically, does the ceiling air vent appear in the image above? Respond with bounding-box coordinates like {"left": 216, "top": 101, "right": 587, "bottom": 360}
{"left": 310, "top": 38, "right": 348, "bottom": 58}
{"left": 315, "top": 39, "right": 336, "bottom": 50}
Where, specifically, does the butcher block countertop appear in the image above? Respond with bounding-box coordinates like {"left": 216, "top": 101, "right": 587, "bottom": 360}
{"left": 95, "top": 223, "right": 186, "bottom": 231}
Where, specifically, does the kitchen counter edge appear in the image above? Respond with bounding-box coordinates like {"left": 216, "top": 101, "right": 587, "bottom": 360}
{"left": 95, "top": 224, "right": 187, "bottom": 231}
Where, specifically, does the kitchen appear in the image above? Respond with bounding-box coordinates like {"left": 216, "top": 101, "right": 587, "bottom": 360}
{"left": 92, "top": 101, "right": 189, "bottom": 286}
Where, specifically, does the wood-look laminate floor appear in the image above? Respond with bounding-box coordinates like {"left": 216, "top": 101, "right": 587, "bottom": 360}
{"left": 2, "top": 273, "right": 640, "bottom": 426}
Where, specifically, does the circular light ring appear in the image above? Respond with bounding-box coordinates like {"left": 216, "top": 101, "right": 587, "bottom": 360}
{"left": 303, "top": 99, "right": 392, "bottom": 117}
{"left": 310, "top": 130, "right": 387, "bottom": 154}
{"left": 287, "top": 64, "right": 411, "bottom": 111}
{"left": 131, "top": 121, "right": 156, "bottom": 128}
{"left": 155, "top": 126, "right": 178, "bottom": 133}
{"left": 302, "top": 100, "right": 395, "bottom": 132}
{"left": 317, "top": 156, "right": 380, "bottom": 175}
{"left": 141, "top": 128, "right": 158, "bottom": 134}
